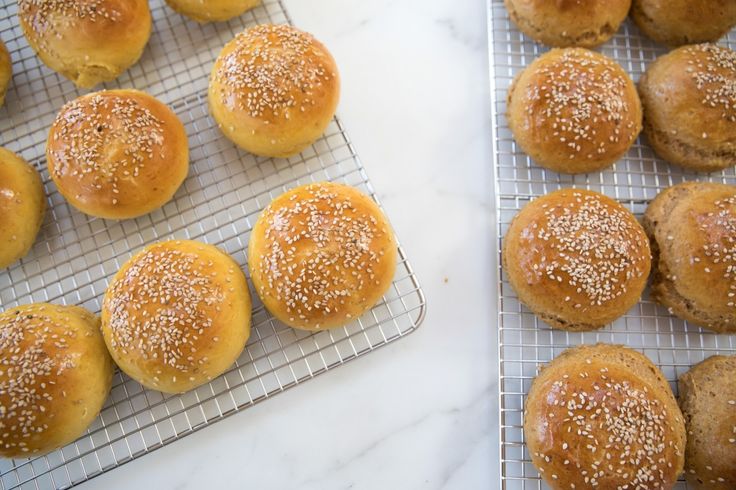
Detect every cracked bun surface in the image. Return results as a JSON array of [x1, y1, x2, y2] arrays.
[[18, 0, 151, 88], [503, 189, 651, 331], [504, 0, 631, 48], [507, 48, 641, 174], [639, 44, 736, 173], [525, 344, 686, 490], [643, 182, 736, 333], [0, 303, 113, 458]]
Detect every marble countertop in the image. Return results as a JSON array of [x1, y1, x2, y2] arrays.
[[83, 0, 497, 487]]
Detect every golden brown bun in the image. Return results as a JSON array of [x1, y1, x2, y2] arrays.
[[504, 0, 631, 48], [503, 189, 650, 330], [507, 48, 641, 174], [248, 182, 397, 331], [165, 0, 260, 22], [679, 355, 736, 489], [208, 24, 340, 158], [0, 303, 113, 458], [643, 182, 736, 333], [525, 344, 686, 490], [632, 0, 736, 47], [102, 240, 251, 394], [18, 0, 151, 89], [0, 147, 46, 269], [47, 89, 189, 220], [639, 44, 736, 173], [0, 39, 11, 107]]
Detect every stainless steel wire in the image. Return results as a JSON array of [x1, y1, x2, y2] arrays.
[[0, 1, 426, 488], [488, 1, 736, 488]]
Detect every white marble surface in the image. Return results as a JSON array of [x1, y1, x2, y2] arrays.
[[82, 0, 497, 488]]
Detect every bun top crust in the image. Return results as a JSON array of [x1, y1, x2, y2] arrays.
[[47, 89, 189, 220], [640, 44, 736, 153], [18, 0, 151, 87], [525, 344, 686, 490], [507, 48, 642, 173], [102, 240, 251, 393], [248, 182, 397, 331], [504, 0, 631, 48], [648, 182, 736, 319], [0, 303, 112, 458], [503, 189, 651, 329], [210, 24, 339, 127]]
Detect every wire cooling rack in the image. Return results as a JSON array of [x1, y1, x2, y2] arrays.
[[0, 1, 426, 488], [488, 1, 736, 489]]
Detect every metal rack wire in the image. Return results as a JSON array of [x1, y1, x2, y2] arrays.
[[487, 1, 736, 488], [0, 1, 426, 488]]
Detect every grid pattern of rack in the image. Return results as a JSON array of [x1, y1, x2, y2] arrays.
[[0, 1, 426, 488], [488, 1, 736, 489]]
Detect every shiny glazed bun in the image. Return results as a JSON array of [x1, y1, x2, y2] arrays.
[[507, 48, 641, 174], [503, 189, 651, 330], [504, 0, 631, 48], [525, 344, 686, 490], [639, 44, 736, 172], [47, 89, 189, 220], [0, 303, 113, 458], [643, 182, 736, 333], [18, 0, 151, 88], [248, 182, 397, 331], [0, 147, 46, 269], [632, 0, 736, 47], [102, 240, 251, 394], [165, 0, 260, 22], [0, 39, 11, 107], [209, 24, 340, 158]]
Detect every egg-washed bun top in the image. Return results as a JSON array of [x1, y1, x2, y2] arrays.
[[248, 182, 397, 331], [17, 0, 151, 88], [0, 40, 11, 106], [102, 240, 251, 393], [507, 48, 641, 174], [211, 24, 338, 123], [525, 344, 686, 490], [503, 189, 651, 330], [47, 89, 189, 220], [0, 303, 113, 458]]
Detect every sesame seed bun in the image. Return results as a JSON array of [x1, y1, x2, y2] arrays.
[[0, 147, 46, 270], [46, 89, 189, 220], [507, 48, 642, 174], [0, 40, 11, 107], [643, 182, 736, 333], [639, 44, 736, 173], [248, 182, 397, 331], [503, 189, 651, 331], [631, 0, 736, 47], [524, 344, 686, 490], [679, 355, 736, 489], [208, 24, 340, 158], [504, 0, 631, 48], [165, 0, 260, 22], [18, 0, 151, 88], [101, 240, 251, 394], [0, 303, 113, 458]]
